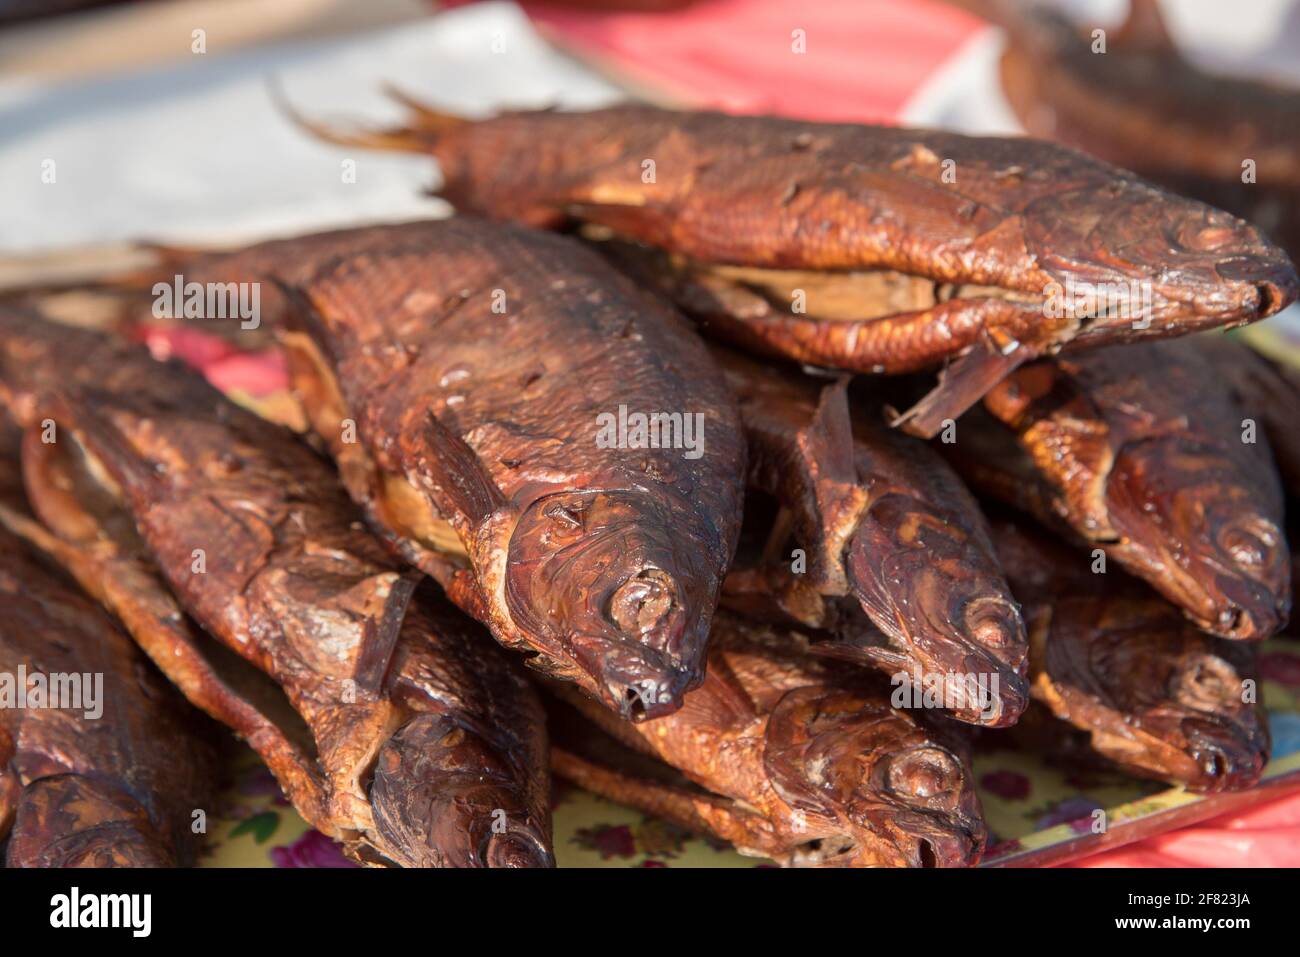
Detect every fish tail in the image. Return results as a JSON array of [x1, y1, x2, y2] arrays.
[[267, 78, 443, 155], [379, 82, 473, 133]]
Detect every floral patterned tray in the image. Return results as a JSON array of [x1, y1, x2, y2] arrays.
[[199, 637, 1300, 868]]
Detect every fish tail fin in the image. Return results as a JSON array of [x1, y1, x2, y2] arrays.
[[267, 78, 438, 155], [379, 82, 473, 133]]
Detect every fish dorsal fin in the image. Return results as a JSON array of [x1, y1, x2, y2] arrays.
[[799, 375, 860, 505], [793, 375, 872, 588], [1114, 0, 1180, 56]]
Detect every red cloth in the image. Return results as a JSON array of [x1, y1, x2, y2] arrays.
[[1067, 792, 1300, 868], [517, 0, 983, 122]]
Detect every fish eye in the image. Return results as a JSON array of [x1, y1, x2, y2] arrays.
[[1172, 656, 1238, 709], [1217, 516, 1278, 569], [885, 747, 961, 805], [543, 500, 587, 529]]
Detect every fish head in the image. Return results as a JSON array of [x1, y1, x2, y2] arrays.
[[845, 493, 1029, 726], [4, 775, 176, 867], [764, 687, 986, 867], [1048, 599, 1269, 791], [1028, 182, 1298, 342], [370, 713, 554, 868], [1106, 435, 1291, 639], [506, 487, 721, 719]]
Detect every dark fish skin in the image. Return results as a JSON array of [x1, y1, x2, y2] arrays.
[[713, 347, 1028, 726], [1186, 335, 1300, 496], [0, 518, 216, 867], [549, 609, 987, 867], [292, 96, 1298, 435], [0, 312, 553, 868], [271, 219, 746, 720], [944, 338, 1292, 641], [988, 513, 1270, 793], [1187, 337, 1300, 617], [974, 0, 1300, 264]]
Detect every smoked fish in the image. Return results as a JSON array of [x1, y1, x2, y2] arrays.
[[804, 510, 1270, 792], [944, 338, 1291, 640], [549, 609, 988, 867], [0, 312, 554, 867], [714, 347, 1028, 726], [1, 498, 215, 866], [272, 219, 746, 719], [992, 513, 1269, 792], [972, 0, 1300, 264], [290, 95, 1299, 435], [3, 219, 750, 720], [1187, 335, 1300, 496]]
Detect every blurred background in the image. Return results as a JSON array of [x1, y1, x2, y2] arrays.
[[3, 0, 1300, 868]]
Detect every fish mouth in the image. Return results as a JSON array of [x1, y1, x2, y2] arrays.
[[790, 823, 983, 868], [478, 826, 555, 869], [370, 714, 553, 868], [1106, 438, 1291, 640], [1030, 186, 1299, 336], [566, 632, 699, 720], [1178, 716, 1270, 793], [1214, 255, 1300, 320], [880, 817, 986, 868], [506, 488, 719, 716]]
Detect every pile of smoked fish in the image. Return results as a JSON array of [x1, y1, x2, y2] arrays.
[[4, 52, 1300, 867]]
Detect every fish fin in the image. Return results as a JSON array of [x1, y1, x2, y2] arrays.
[[351, 571, 419, 700], [29, 393, 162, 505], [800, 376, 858, 491], [1114, 0, 1180, 56], [892, 342, 1031, 438], [267, 79, 434, 155], [379, 83, 472, 133], [82, 241, 214, 298], [808, 639, 911, 671], [0, 501, 332, 831], [796, 376, 870, 567], [407, 412, 507, 531]]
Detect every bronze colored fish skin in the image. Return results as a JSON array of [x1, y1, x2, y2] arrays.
[[975, 0, 1300, 264], [0, 312, 553, 868], [550, 610, 987, 867], [945, 338, 1291, 640], [293, 96, 1298, 434], [273, 219, 746, 720], [0, 517, 215, 867], [989, 513, 1269, 793], [713, 347, 1027, 726], [1186, 335, 1300, 497]]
